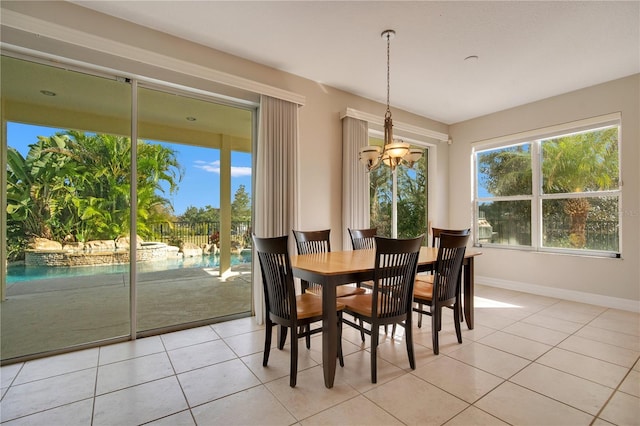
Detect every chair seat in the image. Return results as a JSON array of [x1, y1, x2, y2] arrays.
[[339, 293, 380, 317], [358, 280, 374, 290], [297, 293, 345, 319], [414, 277, 434, 301], [306, 285, 366, 298]]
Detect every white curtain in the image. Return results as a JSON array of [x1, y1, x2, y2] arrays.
[[253, 95, 299, 324], [342, 116, 370, 249]]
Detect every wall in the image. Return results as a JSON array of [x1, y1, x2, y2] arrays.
[[450, 75, 640, 310], [0, 1, 450, 252]]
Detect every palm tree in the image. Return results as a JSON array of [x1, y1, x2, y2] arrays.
[[542, 127, 618, 247]]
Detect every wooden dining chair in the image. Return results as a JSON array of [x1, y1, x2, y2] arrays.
[[431, 227, 470, 248], [348, 227, 377, 291], [348, 227, 377, 250], [293, 229, 366, 298], [253, 234, 344, 387], [417, 227, 471, 328], [413, 232, 469, 354], [340, 235, 423, 383]]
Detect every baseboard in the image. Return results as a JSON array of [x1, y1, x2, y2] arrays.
[[477, 276, 640, 313]]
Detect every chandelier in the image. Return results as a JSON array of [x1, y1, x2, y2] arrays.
[[359, 30, 423, 172]]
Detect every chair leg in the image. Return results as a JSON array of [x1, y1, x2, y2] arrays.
[[405, 318, 415, 370], [371, 326, 379, 384], [338, 312, 344, 367], [290, 326, 298, 388], [391, 323, 397, 338], [359, 319, 365, 342], [263, 320, 273, 366], [305, 324, 311, 349], [417, 303, 424, 328], [453, 303, 462, 344], [432, 307, 440, 355], [278, 325, 287, 349]]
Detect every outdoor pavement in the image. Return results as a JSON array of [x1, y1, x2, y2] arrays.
[[1, 264, 252, 361]]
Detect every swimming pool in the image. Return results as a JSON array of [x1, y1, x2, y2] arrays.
[[7, 251, 251, 284]]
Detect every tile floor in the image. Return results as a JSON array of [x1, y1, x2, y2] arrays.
[[1, 284, 639, 425]]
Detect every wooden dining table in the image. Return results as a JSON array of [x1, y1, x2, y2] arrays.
[[290, 246, 481, 388]]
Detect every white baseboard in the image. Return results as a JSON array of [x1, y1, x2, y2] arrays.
[[477, 276, 640, 313]]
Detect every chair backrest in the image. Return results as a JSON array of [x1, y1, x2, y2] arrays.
[[431, 227, 470, 247], [253, 235, 296, 323], [292, 229, 331, 255], [348, 228, 377, 250], [372, 235, 424, 319], [433, 233, 470, 304]]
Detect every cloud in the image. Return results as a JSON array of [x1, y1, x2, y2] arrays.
[[194, 160, 251, 177], [194, 160, 220, 173], [231, 166, 252, 177]]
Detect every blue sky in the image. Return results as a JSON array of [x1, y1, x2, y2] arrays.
[[7, 122, 252, 215]]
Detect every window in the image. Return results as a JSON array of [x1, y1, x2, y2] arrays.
[[368, 136, 428, 240], [474, 116, 621, 257]]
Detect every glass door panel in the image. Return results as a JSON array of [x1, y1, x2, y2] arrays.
[[2, 56, 132, 360], [135, 86, 253, 332]]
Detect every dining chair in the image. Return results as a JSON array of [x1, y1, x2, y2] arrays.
[[431, 227, 470, 247], [340, 235, 423, 383], [348, 227, 377, 291], [348, 227, 377, 250], [413, 232, 469, 354], [417, 227, 471, 328], [253, 234, 344, 387], [293, 229, 366, 298]]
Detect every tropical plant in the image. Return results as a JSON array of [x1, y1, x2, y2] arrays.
[[6, 130, 183, 260]]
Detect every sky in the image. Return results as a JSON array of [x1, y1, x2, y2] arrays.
[[7, 122, 252, 215]]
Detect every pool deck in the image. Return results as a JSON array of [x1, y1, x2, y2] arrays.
[[1, 264, 252, 361]]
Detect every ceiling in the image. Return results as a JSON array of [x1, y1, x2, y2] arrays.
[[68, 1, 639, 124]]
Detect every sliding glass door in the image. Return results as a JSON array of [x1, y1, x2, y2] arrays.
[[2, 56, 132, 360], [1, 55, 254, 362]]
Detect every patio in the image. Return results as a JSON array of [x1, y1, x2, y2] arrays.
[[1, 264, 252, 361]]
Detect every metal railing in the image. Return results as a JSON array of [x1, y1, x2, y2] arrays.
[[149, 221, 252, 247]]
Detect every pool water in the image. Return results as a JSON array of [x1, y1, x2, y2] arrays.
[[7, 252, 251, 284]]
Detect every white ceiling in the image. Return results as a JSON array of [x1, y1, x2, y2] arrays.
[[72, 1, 639, 124]]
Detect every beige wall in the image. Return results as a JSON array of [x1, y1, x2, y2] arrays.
[[450, 75, 640, 309], [0, 1, 449, 252]]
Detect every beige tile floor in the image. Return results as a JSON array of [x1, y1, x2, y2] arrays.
[[1, 284, 639, 426]]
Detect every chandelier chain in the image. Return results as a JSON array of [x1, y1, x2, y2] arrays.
[[358, 29, 421, 173], [386, 31, 391, 117]]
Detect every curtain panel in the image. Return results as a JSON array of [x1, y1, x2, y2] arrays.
[[342, 116, 370, 249], [253, 95, 299, 323]]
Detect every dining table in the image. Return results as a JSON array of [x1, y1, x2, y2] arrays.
[[290, 246, 481, 388]]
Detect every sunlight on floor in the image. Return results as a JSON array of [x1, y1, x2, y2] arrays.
[[474, 296, 521, 309]]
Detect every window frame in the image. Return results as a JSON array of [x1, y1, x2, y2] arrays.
[[472, 113, 622, 258]]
